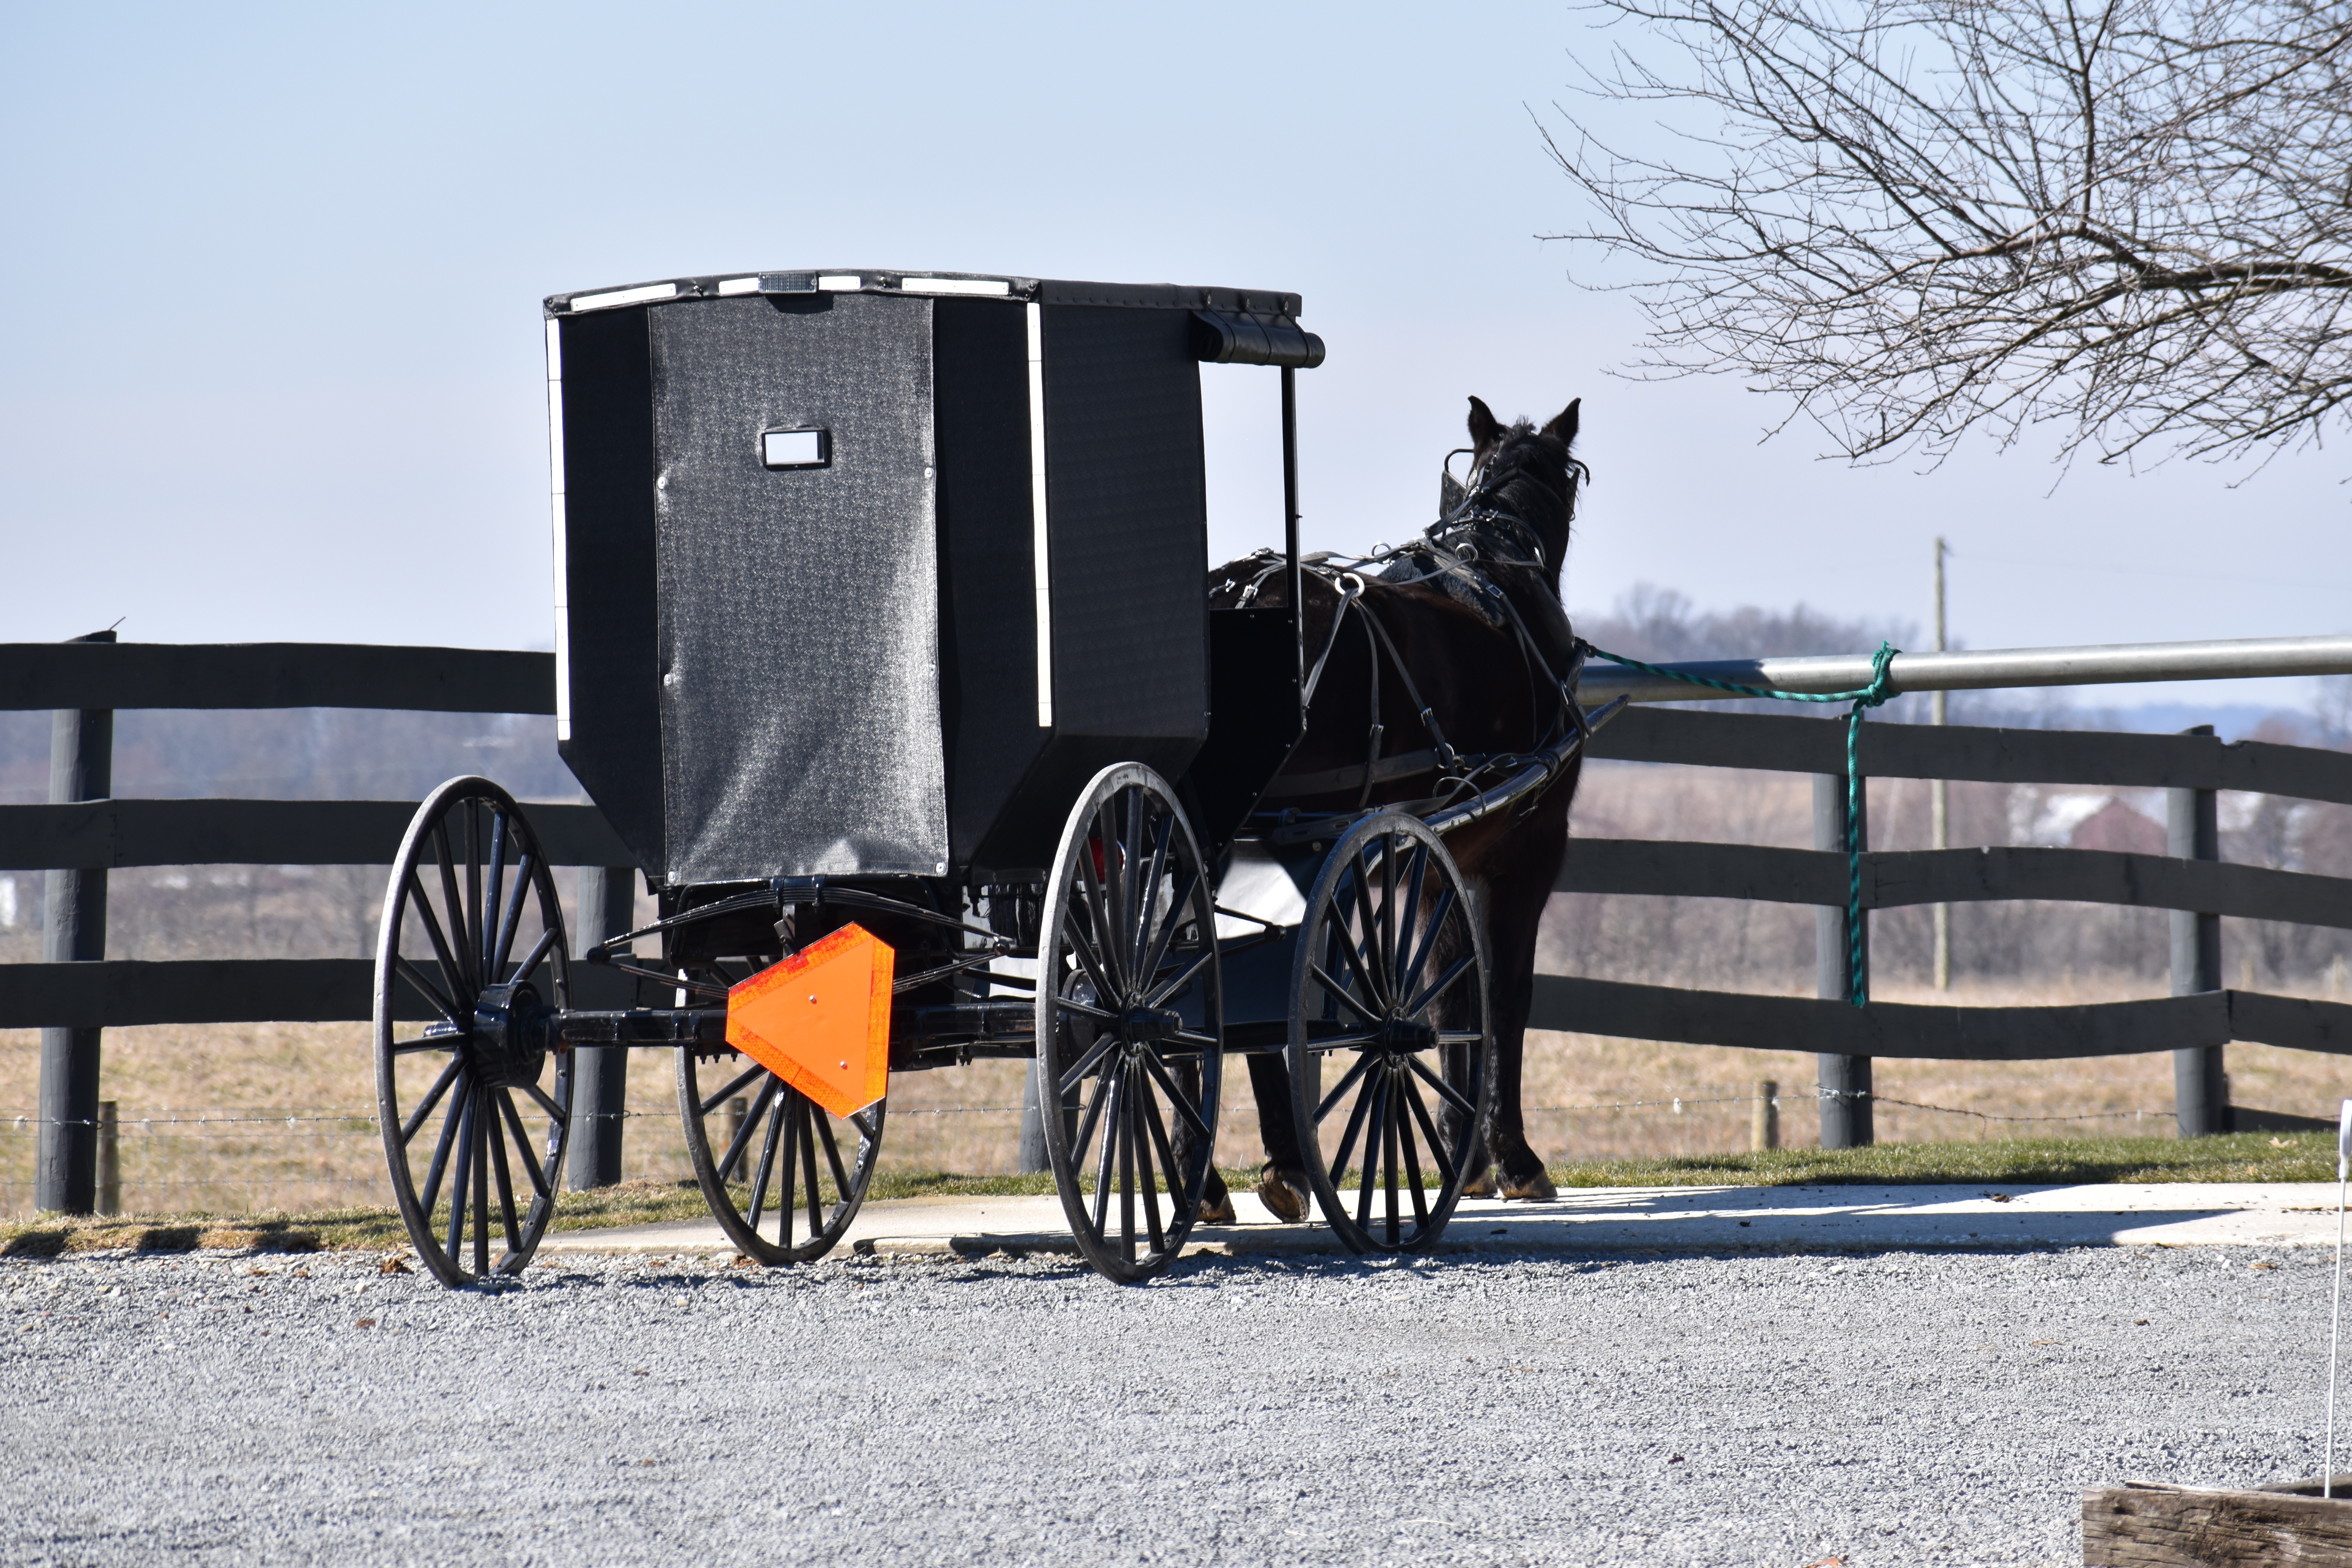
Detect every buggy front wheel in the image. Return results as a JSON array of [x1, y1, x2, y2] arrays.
[[1035, 763, 1224, 1283]]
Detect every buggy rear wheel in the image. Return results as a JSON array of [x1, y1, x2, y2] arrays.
[[1035, 764, 1223, 1283], [373, 777, 572, 1288], [1288, 810, 1494, 1254], [678, 1042, 885, 1265]]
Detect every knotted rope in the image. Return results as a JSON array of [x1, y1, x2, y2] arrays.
[[1573, 641, 1902, 1007]]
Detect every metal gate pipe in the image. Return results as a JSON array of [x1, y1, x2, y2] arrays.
[[1577, 634, 2352, 706]]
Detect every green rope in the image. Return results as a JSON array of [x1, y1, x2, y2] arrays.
[[1579, 640, 1902, 1007]]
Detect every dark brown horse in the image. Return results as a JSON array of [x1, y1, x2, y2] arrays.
[[1205, 396, 1589, 1216]]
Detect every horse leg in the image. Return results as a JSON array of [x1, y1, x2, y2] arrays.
[[1474, 832, 1564, 1201], [1240, 1051, 1312, 1221]]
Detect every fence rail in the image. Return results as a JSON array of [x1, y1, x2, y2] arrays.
[[7, 635, 2352, 1212]]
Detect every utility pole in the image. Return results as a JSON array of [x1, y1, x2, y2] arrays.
[[1931, 537, 1951, 993]]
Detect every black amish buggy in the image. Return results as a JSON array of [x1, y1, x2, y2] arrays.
[[372, 269, 1606, 1286]]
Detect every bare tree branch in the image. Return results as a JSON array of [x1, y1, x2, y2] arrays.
[[1542, 0, 2352, 474]]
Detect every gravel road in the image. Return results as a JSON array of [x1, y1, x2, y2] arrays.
[[1, 1243, 2329, 1566]]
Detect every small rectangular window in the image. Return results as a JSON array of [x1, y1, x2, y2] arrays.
[[760, 428, 829, 468]]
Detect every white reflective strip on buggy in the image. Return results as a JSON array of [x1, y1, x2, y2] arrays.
[[546, 318, 571, 740], [1027, 301, 1052, 729], [899, 275, 1011, 296], [715, 276, 760, 296], [567, 281, 678, 312]]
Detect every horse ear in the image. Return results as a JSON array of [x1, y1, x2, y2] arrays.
[[1467, 396, 1503, 452], [1541, 397, 1581, 446]]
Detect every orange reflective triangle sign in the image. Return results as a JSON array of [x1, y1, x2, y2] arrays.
[[724, 924, 893, 1118]]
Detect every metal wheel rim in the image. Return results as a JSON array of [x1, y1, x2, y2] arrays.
[[373, 776, 572, 1288], [677, 1030, 886, 1265], [1035, 764, 1224, 1283], [1288, 811, 1492, 1254]]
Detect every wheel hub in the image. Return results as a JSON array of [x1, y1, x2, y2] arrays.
[[1376, 1016, 1437, 1054], [1120, 1005, 1185, 1044], [466, 980, 551, 1089]]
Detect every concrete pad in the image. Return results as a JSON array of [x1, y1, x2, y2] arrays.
[[537, 1181, 2352, 1260]]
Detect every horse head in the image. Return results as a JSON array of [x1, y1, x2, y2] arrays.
[[1463, 395, 1584, 598]]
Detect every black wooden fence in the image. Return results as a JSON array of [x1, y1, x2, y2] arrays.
[[1534, 704, 2352, 1141], [7, 642, 2352, 1210]]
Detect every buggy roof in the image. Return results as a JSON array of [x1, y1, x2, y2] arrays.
[[546, 270, 1304, 319]]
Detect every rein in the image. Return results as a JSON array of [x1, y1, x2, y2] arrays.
[[1234, 437, 1589, 818]]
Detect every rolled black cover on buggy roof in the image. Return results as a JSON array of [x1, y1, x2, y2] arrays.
[[544, 269, 1321, 887]]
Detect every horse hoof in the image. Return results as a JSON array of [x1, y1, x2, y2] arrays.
[[1499, 1169, 1557, 1202], [1197, 1188, 1238, 1225], [1460, 1167, 1498, 1199], [1257, 1166, 1312, 1223]]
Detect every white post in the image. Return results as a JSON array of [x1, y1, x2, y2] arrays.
[[1931, 537, 1951, 993], [2330, 1098, 2350, 1495]]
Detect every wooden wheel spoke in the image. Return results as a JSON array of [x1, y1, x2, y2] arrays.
[[1136, 1047, 1212, 1143], [1137, 865, 1198, 993], [495, 1089, 551, 1200], [1406, 1053, 1479, 1120], [698, 1062, 768, 1118], [488, 1102, 523, 1257], [431, 820, 476, 995], [1312, 1050, 1377, 1124], [1056, 1029, 1121, 1099], [471, 1081, 493, 1277], [1116, 791, 1149, 980], [1393, 845, 1428, 997], [400, 875, 472, 1015], [1130, 809, 1173, 980], [1375, 838, 1399, 996], [1116, 1063, 1139, 1262], [1078, 809, 1124, 993], [445, 1087, 477, 1266], [392, 958, 466, 1029], [1053, 994, 1118, 1024], [774, 1091, 801, 1249], [1069, 1063, 1115, 1174], [1143, 944, 1214, 1009], [811, 1105, 852, 1199], [517, 1078, 566, 1125], [1399, 886, 1455, 999], [1395, 1087, 1431, 1230], [417, 1067, 470, 1212], [1325, 1064, 1379, 1189], [1307, 963, 1383, 1026], [400, 1058, 465, 1146], [1406, 952, 1478, 1020], [481, 813, 509, 978], [745, 1088, 785, 1234], [1354, 1072, 1390, 1231], [462, 802, 484, 999], [1132, 1072, 1166, 1255], [1399, 1072, 1457, 1190], [390, 1038, 453, 1057], [1382, 1073, 1404, 1244], [1089, 1067, 1124, 1239], [496, 912, 550, 987], [800, 1099, 826, 1240], [1060, 911, 1121, 1014], [717, 1077, 780, 1183], [1325, 883, 1388, 1012]]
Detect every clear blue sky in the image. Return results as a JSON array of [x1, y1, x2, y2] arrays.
[[4, 1, 2342, 711]]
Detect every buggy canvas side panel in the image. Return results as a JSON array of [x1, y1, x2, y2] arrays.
[[551, 307, 666, 877], [649, 294, 949, 881]]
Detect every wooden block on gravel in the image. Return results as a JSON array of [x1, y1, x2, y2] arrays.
[[2084, 1480, 2352, 1565]]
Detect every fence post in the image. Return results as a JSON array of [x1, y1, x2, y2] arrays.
[[36, 630, 116, 1214], [2170, 727, 2229, 1138], [1752, 1079, 1780, 1152], [96, 1101, 120, 1215], [567, 866, 637, 1190], [1018, 1055, 1050, 1174], [1815, 771, 1873, 1148]]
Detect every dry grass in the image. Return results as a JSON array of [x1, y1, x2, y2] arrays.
[[9, 969, 2348, 1220]]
